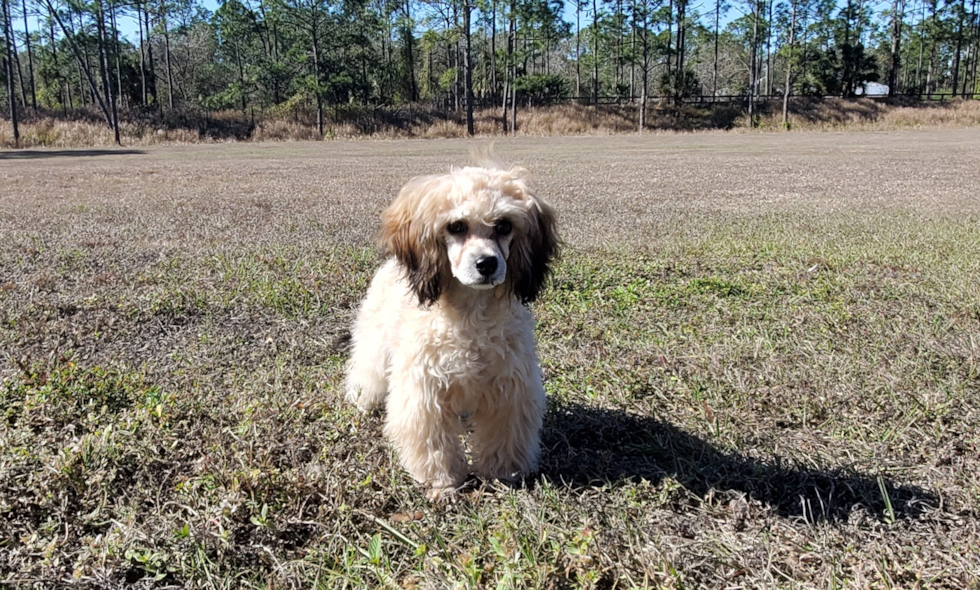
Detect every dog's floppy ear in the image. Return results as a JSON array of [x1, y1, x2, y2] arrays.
[[510, 189, 560, 304], [380, 175, 450, 306]]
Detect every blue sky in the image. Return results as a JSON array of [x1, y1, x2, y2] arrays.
[[30, 0, 880, 51], [104, 0, 746, 45]]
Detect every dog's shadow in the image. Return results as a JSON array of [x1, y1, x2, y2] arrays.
[[538, 401, 936, 523]]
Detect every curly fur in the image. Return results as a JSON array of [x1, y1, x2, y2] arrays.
[[344, 163, 559, 498]]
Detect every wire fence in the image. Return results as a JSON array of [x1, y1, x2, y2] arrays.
[[472, 92, 979, 108]]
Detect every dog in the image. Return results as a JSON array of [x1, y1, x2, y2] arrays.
[[344, 162, 559, 499]]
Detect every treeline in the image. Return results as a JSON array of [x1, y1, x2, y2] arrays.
[[1, 0, 979, 144]]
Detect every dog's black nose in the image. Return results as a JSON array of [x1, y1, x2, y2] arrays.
[[475, 256, 498, 277]]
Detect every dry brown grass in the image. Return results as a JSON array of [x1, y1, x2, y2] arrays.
[[1, 130, 980, 588], [3, 98, 979, 148], [756, 96, 980, 130]]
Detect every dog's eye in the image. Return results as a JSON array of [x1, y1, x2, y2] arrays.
[[495, 220, 513, 237], [446, 221, 467, 235]]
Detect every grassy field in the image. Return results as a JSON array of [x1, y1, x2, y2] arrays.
[[1, 131, 979, 588]]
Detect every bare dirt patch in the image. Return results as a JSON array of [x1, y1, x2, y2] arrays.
[[2, 130, 979, 587]]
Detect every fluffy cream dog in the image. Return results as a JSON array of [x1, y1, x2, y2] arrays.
[[344, 163, 558, 498]]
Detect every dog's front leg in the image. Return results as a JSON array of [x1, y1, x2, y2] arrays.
[[344, 338, 389, 413], [470, 377, 546, 483], [383, 366, 468, 498]]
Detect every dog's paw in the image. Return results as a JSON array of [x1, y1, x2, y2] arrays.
[[349, 397, 377, 413], [345, 384, 386, 413], [345, 392, 372, 413], [423, 475, 468, 502], [424, 485, 459, 502]]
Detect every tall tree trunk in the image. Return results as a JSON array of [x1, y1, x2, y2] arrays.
[[546, 23, 552, 75], [491, 0, 497, 99], [575, 0, 580, 97], [665, 0, 672, 87], [75, 10, 86, 106], [916, 1, 925, 91], [615, 0, 622, 91], [902, 2, 912, 91], [2, 0, 19, 147], [454, 16, 460, 109], [143, 1, 157, 106], [110, 0, 122, 109], [630, 0, 636, 104], [452, 8, 460, 111], [766, 0, 773, 95], [463, 0, 473, 135], [926, 43, 935, 93], [675, 0, 685, 103], [137, 0, 147, 105], [952, 0, 967, 95], [748, 0, 759, 124], [12, 16, 26, 109], [403, 0, 418, 102], [310, 6, 323, 136], [639, 2, 648, 130], [425, 44, 432, 101], [509, 3, 516, 131], [161, 1, 174, 110], [21, 0, 36, 111], [888, 0, 904, 95], [591, 0, 599, 104], [235, 42, 247, 116], [501, 48, 509, 130], [782, 0, 796, 126], [925, 0, 937, 93], [842, 0, 852, 96], [361, 46, 369, 104], [967, 0, 980, 98], [381, 5, 391, 102], [713, 0, 719, 95], [95, 0, 120, 144]]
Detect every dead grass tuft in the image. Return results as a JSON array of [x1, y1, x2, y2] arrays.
[[251, 119, 323, 142], [756, 96, 980, 130]]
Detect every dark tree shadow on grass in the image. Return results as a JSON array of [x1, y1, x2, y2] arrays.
[[539, 400, 937, 523], [0, 149, 145, 160]]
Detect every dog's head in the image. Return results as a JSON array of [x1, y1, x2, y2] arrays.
[[380, 164, 558, 306]]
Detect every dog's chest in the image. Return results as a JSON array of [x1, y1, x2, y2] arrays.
[[437, 325, 516, 415], [439, 323, 510, 378]]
